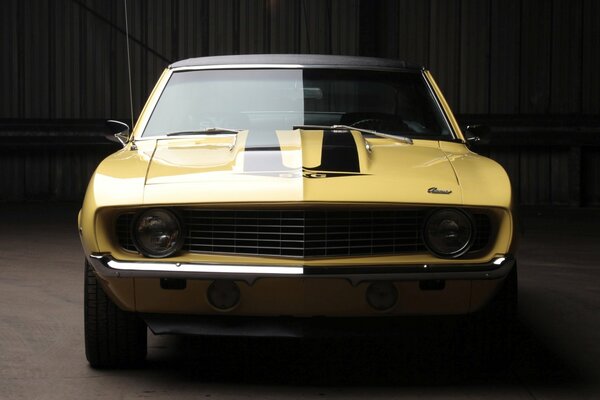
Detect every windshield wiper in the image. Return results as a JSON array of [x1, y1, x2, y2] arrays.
[[166, 127, 242, 136], [293, 124, 413, 145]]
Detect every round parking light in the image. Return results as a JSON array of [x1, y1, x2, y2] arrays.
[[207, 280, 241, 311], [366, 281, 398, 311]]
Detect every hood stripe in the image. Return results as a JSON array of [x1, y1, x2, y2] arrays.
[[309, 130, 361, 173], [241, 129, 362, 176]]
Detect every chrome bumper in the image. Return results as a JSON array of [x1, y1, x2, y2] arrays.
[[87, 253, 515, 286]]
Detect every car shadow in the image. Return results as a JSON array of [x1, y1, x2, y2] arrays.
[[141, 317, 584, 388]]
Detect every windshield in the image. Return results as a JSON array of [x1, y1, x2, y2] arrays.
[[142, 68, 453, 144]]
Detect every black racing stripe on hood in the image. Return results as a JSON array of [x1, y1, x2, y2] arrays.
[[312, 130, 360, 173]]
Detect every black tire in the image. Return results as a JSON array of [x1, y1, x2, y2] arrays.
[[462, 263, 518, 369], [84, 261, 147, 368]]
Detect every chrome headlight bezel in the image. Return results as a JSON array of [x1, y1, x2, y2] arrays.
[[423, 208, 475, 258], [131, 208, 184, 258]]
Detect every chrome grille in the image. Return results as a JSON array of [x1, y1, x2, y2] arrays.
[[183, 208, 426, 257], [116, 208, 492, 258]]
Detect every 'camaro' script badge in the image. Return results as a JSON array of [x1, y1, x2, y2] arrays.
[[427, 187, 452, 195]]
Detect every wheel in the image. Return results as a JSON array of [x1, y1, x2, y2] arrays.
[[462, 263, 518, 369], [84, 260, 147, 368]]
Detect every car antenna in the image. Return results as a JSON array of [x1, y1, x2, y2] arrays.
[[124, 0, 134, 131]]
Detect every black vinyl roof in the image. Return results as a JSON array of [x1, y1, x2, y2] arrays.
[[169, 54, 423, 71]]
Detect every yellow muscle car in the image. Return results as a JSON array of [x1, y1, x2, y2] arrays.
[[79, 55, 517, 368]]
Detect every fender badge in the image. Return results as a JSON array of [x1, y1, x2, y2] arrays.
[[428, 187, 452, 195]]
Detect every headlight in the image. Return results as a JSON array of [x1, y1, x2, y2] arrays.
[[423, 208, 474, 258], [132, 208, 184, 258]]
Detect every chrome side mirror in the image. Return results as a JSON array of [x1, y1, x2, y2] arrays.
[[106, 120, 130, 147], [464, 125, 490, 146]]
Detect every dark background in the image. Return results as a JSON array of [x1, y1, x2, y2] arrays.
[[1, 0, 599, 205]]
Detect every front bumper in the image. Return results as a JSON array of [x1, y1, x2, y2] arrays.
[[87, 254, 515, 318], [88, 253, 515, 286]]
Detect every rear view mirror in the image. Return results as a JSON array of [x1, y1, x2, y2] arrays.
[[303, 87, 323, 99], [464, 125, 491, 146], [105, 120, 130, 147]]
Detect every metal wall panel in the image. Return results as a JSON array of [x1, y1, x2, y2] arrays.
[[487, 147, 520, 202], [519, 148, 552, 205], [0, 0, 19, 118], [397, 0, 430, 66], [550, 0, 582, 114], [582, 0, 600, 114], [459, 0, 490, 114], [489, 0, 520, 114], [176, 0, 207, 59], [2, 0, 599, 119], [0, 130, 120, 202], [0, 152, 25, 201], [429, 0, 461, 109], [209, 0, 239, 55], [582, 148, 600, 206], [519, 0, 552, 114], [53, 0, 83, 118], [21, 0, 51, 118], [269, 0, 301, 53], [331, 0, 359, 56], [300, 0, 330, 54], [82, 0, 112, 118], [483, 146, 572, 206], [374, 0, 398, 59], [240, 0, 270, 54]]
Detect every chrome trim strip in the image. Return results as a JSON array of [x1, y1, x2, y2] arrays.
[[421, 70, 458, 141], [88, 254, 515, 286], [172, 64, 304, 71], [99, 255, 303, 275], [170, 64, 421, 72], [493, 257, 506, 265]]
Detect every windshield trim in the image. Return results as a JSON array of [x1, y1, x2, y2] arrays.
[[421, 70, 460, 142], [171, 64, 424, 73]]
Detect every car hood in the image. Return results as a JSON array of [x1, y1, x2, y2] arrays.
[[141, 130, 466, 205]]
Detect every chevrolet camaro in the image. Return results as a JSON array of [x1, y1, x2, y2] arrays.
[[79, 54, 517, 368]]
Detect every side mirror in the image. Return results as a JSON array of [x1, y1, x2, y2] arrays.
[[106, 120, 130, 147], [464, 125, 491, 146]]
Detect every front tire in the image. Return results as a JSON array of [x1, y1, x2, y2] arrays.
[[84, 261, 147, 368]]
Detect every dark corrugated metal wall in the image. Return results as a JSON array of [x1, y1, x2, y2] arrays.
[[2, 0, 599, 119], [1, 0, 599, 205], [0, 0, 361, 120]]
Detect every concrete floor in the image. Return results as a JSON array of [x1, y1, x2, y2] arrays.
[[1, 203, 599, 399]]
